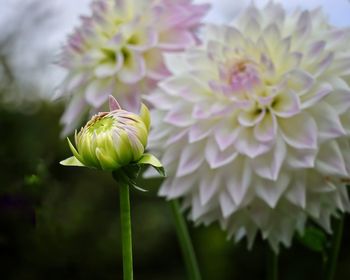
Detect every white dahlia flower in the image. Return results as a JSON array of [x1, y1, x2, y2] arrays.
[[147, 3, 350, 252], [58, 0, 209, 135]]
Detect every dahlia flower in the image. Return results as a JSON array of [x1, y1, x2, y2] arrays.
[[61, 96, 163, 179], [147, 3, 350, 252], [58, 0, 209, 135]]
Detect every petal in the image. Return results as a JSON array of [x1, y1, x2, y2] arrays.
[[205, 138, 238, 169], [238, 108, 266, 127], [60, 156, 84, 167], [188, 121, 215, 143], [324, 89, 350, 114], [286, 176, 306, 208], [109, 95, 121, 111], [279, 112, 317, 149], [309, 101, 346, 141], [176, 143, 205, 177], [300, 83, 333, 109], [165, 103, 194, 127], [270, 90, 301, 118], [254, 112, 277, 143], [284, 69, 314, 95], [214, 120, 240, 150], [144, 48, 171, 80], [286, 147, 316, 168], [85, 79, 113, 107], [158, 30, 195, 50], [316, 141, 348, 177], [127, 27, 158, 51], [252, 138, 286, 181], [118, 49, 146, 83], [234, 128, 273, 158], [219, 191, 237, 218], [225, 158, 252, 206], [256, 174, 290, 208], [199, 171, 221, 206]]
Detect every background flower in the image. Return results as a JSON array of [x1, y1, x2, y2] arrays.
[[147, 2, 350, 252], [58, 0, 209, 135]]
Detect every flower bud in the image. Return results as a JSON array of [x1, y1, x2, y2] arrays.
[[61, 96, 153, 171]]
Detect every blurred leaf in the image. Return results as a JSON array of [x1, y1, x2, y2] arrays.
[[297, 227, 327, 253]]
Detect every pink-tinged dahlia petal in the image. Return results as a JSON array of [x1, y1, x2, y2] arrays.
[[205, 138, 238, 169], [316, 141, 348, 177], [176, 143, 205, 177], [309, 101, 346, 141], [252, 139, 286, 181], [85, 79, 113, 107], [270, 90, 301, 118], [58, 0, 208, 135], [149, 3, 350, 252], [279, 113, 317, 149]]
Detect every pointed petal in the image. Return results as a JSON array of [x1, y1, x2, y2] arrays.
[[205, 138, 238, 169], [271, 90, 301, 118], [176, 143, 205, 177], [252, 138, 286, 181], [279, 112, 317, 149], [109, 95, 121, 111], [316, 141, 348, 176], [60, 156, 84, 167]]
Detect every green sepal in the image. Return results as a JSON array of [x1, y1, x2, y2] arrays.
[[139, 103, 151, 132], [60, 156, 85, 167], [137, 153, 165, 177]]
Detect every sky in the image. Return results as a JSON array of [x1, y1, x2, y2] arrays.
[[0, 0, 349, 104]]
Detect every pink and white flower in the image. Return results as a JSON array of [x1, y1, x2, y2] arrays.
[[147, 3, 350, 252], [59, 0, 209, 135]]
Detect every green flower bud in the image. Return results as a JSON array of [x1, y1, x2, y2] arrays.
[[60, 96, 157, 172]]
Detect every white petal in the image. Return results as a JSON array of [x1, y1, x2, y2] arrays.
[[167, 175, 197, 199], [214, 120, 240, 150], [188, 121, 215, 143], [165, 103, 194, 127], [300, 83, 333, 109], [324, 89, 350, 114], [254, 112, 277, 143], [85, 79, 113, 107], [199, 171, 221, 206], [238, 109, 266, 127], [309, 101, 345, 141], [279, 112, 317, 149], [284, 69, 314, 95], [270, 90, 300, 118], [252, 138, 286, 181], [256, 174, 290, 208], [286, 176, 306, 208], [205, 138, 238, 169], [118, 50, 146, 83], [316, 141, 348, 177], [225, 158, 252, 206], [235, 128, 273, 158], [219, 192, 237, 218], [286, 147, 316, 168], [176, 143, 205, 177]]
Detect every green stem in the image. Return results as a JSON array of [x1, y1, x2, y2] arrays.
[[119, 182, 133, 280], [267, 245, 278, 280], [170, 200, 201, 280], [325, 215, 345, 280]]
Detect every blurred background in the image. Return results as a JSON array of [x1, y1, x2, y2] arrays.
[[1, 0, 350, 279]]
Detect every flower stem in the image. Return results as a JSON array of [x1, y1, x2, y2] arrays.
[[170, 200, 201, 280], [325, 215, 345, 280], [119, 182, 133, 280], [267, 245, 278, 280]]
